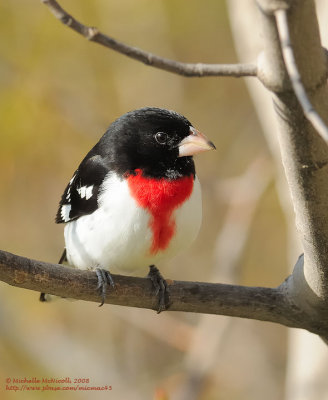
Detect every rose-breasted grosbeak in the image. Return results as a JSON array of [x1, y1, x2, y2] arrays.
[[40, 107, 215, 311]]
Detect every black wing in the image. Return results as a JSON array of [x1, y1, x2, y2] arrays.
[[56, 154, 110, 223]]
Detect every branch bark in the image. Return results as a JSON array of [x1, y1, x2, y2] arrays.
[[0, 249, 327, 336], [41, 0, 257, 78], [255, 0, 328, 323], [275, 8, 328, 143]]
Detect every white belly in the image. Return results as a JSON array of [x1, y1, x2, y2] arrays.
[[64, 173, 202, 275]]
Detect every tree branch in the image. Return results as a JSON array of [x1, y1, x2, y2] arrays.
[[0, 249, 327, 336], [275, 8, 328, 143], [41, 0, 257, 78], [256, 0, 328, 330]]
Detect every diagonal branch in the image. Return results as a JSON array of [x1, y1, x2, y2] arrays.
[[0, 248, 325, 336], [41, 0, 257, 78], [275, 8, 328, 143]]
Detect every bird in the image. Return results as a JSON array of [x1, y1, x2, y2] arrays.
[[40, 107, 215, 311]]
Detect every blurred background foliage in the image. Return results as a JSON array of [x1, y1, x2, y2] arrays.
[[0, 1, 288, 399]]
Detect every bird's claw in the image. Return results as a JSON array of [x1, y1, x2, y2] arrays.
[[95, 268, 115, 307], [147, 265, 170, 313]]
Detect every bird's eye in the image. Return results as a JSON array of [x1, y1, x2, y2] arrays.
[[155, 132, 168, 145]]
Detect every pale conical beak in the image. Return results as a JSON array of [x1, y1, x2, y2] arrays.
[[178, 126, 216, 157]]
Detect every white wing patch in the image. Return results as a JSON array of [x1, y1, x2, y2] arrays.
[[66, 187, 71, 201], [77, 185, 94, 200], [61, 204, 72, 222], [69, 174, 76, 184]]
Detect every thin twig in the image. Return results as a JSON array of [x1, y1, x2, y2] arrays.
[[275, 8, 328, 143], [41, 0, 257, 78]]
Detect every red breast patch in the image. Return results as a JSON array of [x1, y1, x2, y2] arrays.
[[127, 169, 194, 254]]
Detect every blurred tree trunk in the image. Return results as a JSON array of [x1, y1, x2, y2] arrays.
[[228, 0, 328, 399]]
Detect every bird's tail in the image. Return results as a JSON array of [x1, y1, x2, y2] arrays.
[[39, 249, 67, 302]]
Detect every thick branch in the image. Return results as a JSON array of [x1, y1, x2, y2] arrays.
[[0, 249, 326, 336], [41, 0, 257, 78], [256, 0, 328, 314]]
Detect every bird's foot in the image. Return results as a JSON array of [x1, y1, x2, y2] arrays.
[[147, 265, 170, 313], [95, 268, 115, 307]]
